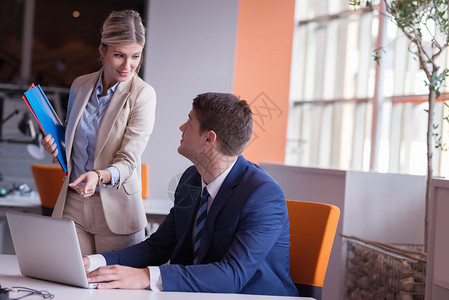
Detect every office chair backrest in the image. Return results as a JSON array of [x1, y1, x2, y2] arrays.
[[32, 163, 149, 215], [141, 163, 149, 199], [31, 164, 65, 216], [286, 200, 340, 300]]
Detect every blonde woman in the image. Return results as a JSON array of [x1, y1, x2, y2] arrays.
[[42, 10, 156, 255]]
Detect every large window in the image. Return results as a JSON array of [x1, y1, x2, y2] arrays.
[[286, 0, 449, 177]]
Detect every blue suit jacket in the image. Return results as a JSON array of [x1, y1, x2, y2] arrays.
[[102, 156, 298, 296]]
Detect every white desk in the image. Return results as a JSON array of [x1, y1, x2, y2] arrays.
[[0, 190, 41, 208], [0, 254, 312, 300], [143, 198, 173, 216], [0, 192, 173, 214], [143, 198, 173, 235], [0, 194, 173, 252]]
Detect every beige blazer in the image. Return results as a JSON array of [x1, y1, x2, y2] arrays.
[[52, 70, 156, 234]]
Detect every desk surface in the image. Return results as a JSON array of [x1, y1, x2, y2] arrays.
[[0, 191, 40, 207], [0, 191, 173, 216], [0, 255, 312, 300], [143, 198, 173, 216]]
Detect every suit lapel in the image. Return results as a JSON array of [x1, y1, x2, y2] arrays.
[[94, 75, 133, 161], [65, 73, 99, 171], [171, 183, 202, 263], [189, 185, 202, 205], [196, 156, 247, 263]]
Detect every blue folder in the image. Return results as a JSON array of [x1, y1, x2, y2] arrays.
[[23, 84, 67, 174]]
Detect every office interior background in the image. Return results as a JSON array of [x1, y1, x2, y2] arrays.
[[1, 0, 448, 197], [1, 1, 449, 299]]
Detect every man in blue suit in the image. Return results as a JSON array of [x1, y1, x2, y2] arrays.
[[84, 92, 298, 296]]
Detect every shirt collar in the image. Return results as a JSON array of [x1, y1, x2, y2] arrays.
[[95, 71, 119, 96], [201, 159, 237, 200]]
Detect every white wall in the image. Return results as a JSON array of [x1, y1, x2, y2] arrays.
[[426, 178, 449, 300], [142, 0, 239, 200], [344, 170, 426, 244]]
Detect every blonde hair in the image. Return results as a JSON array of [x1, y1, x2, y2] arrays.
[[101, 10, 145, 47]]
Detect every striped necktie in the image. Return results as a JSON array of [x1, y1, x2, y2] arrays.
[[193, 187, 209, 265]]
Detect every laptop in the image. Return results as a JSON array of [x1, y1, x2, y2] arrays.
[[6, 211, 97, 288]]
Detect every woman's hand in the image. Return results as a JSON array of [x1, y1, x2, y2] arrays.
[[41, 134, 58, 157], [69, 171, 99, 198]]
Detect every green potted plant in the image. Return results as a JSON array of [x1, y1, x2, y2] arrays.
[[345, 1, 448, 299]]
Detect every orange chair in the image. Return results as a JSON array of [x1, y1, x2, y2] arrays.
[[286, 200, 340, 300], [141, 163, 149, 199], [31, 164, 65, 216], [32, 163, 149, 215]]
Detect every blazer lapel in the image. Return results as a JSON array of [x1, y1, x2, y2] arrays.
[[171, 184, 202, 263], [189, 185, 202, 206], [94, 75, 133, 161], [65, 74, 98, 171], [196, 156, 247, 263]]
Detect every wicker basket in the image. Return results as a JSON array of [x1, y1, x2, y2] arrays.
[[344, 237, 426, 300]]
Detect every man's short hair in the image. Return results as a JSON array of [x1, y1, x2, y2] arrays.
[[192, 92, 253, 156]]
